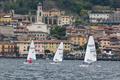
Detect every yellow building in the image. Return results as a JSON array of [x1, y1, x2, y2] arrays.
[[16, 40, 71, 55], [58, 16, 73, 26], [68, 35, 87, 46], [43, 9, 64, 17], [0, 15, 13, 23], [44, 40, 71, 53], [15, 41, 45, 56], [0, 42, 17, 56], [99, 38, 111, 49], [15, 41, 29, 55]]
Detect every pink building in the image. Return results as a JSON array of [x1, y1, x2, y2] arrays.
[[34, 41, 44, 54]]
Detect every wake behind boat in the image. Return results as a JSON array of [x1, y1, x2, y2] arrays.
[[23, 61, 39, 65], [50, 62, 61, 65]]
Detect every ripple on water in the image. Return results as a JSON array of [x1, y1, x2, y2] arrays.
[[0, 59, 120, 80]]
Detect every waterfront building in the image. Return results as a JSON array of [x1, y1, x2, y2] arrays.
[[44, 40, 71, 53], [0, 42, 17, 56], [16, 40, 71, 56], [15, 41, 29, 55], [15, 41, 45, 56]]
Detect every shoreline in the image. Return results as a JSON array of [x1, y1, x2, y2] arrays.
[[0, 56, 120, 61]]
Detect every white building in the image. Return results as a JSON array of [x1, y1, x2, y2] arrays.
[[27, 22, 48, 33], [89, 12, 110, 23], [26, 22, 49, 40]]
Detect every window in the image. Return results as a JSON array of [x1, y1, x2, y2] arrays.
[[39, 12, 41, 16], [65, 46, 67, 48]]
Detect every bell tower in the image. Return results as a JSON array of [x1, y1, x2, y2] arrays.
[[37, 2, 43, 22]]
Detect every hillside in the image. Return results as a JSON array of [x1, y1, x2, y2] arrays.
[[0, 0, 120, 15]]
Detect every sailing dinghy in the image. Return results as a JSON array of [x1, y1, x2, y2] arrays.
[[51, 42, 64, 64], [80, 36, 97, 67], [24, 40, 36, 64]]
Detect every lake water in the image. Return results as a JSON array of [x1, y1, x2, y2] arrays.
[[0, 58, 120, 80]]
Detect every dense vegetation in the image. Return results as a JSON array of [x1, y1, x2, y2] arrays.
[[0, 0, 120, 15], [50, 26, 66, 40], [0, 0, 42, 14]]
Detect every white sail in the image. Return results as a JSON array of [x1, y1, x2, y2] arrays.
[[53, 42, 64, 62], [84, 36, 97, 64], [27, 40, 36, 60]]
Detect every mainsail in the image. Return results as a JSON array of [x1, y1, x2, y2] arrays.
[[84, 36, 97, 64], [27, 40, 36, 61], [53, 42, 64, 62]]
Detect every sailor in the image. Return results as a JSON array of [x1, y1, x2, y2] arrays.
[[27, 58, 32, 63]]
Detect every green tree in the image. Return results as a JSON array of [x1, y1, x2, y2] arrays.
[[2, 0, 43, 14], [1, 0, 115, 15], [50, 26, 66, 40]]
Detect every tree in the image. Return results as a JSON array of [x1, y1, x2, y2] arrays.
[[2, 0, 43, 14], [50, 26, 66, 40], [74, 17, 88, 26]]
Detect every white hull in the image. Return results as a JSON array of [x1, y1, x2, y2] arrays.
[[23, 62, 39, 65]]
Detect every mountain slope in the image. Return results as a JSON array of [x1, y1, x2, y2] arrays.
[[0, 0, 119, 15]]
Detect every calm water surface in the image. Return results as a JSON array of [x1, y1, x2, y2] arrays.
[[0, 58, 120, 80]]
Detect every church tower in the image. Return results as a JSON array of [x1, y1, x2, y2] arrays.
[[37, 2, 43, 22]]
